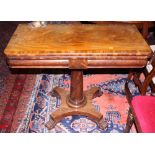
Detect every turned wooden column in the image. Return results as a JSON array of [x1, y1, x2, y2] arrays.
[[4, 24, 151, 131], [67, 70, 86, 108]]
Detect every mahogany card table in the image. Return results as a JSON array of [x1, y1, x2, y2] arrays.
[[4, 24, 151, 130]]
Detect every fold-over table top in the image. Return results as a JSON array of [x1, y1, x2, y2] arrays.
[[4, 24, 151, 69]]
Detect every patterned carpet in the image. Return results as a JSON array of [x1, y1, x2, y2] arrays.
[[0, 37, 138, 133], [13, 73, 138, 133], [1, 21, 150, 133], [0, 52, 37, 132]]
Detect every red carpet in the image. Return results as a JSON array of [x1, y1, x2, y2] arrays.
[[0, 53, 37, 132]]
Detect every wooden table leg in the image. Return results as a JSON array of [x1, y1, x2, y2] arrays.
[[46, 69, 108, 131], [67, 70, 86, 108]]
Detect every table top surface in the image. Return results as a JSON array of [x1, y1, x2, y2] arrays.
[[4, 24, 151, 57]]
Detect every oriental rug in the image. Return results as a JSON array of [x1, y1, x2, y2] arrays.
[[0, 52, 37, 132], [13, 73, 138, 133]]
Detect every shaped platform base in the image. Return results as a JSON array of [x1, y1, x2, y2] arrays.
[[45, 87, 108, 131]]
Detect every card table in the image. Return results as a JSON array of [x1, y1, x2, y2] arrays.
[[4, 24, 151, 130]]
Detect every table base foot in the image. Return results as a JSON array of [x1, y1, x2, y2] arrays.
[[45, 87, 108, 131]]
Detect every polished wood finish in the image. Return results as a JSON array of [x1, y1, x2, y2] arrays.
[[4, 24, 151, 131], [5, 24, 151, 69], [125, 53, 155, 132], [69, 70, 85, 107], [125, 52, 155, 105], [90, 21, 153, 39], [46, 87, 108, 130]]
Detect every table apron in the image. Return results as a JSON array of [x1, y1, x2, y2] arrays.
[[7, 59, 147, 69]]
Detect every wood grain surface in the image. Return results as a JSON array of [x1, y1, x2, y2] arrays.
[[4, 24, 151, 68]]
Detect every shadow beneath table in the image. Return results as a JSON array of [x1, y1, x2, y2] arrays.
[[10, 68, 142, 75]]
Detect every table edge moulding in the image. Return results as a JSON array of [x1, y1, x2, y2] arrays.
[[4, 23, 152, 131]]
